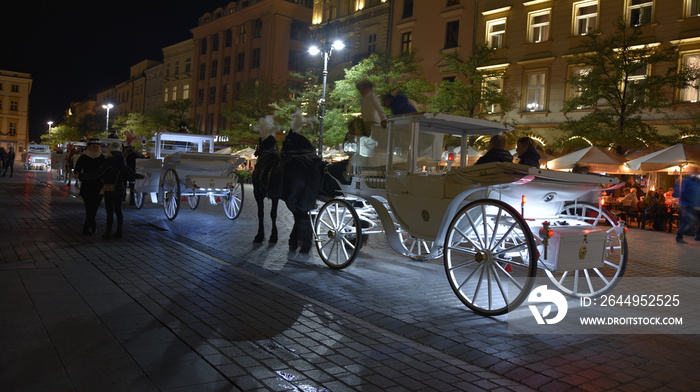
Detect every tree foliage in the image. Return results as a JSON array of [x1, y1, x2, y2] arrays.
[[429, 44, 515, 118], [222, 79, 290, 146], [561, 19, 694, 153]]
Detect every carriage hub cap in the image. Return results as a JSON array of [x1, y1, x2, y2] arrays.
[[327, 229, 337, 239], [474, 250, 492, 263]]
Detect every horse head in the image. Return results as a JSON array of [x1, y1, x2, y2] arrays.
[[254, 135, 278, 157]]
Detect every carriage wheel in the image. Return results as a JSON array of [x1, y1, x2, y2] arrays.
[[134, 192, 145, 210], [444, 200, 538, 316], [548, 203, 628, 297], [314, 199, 362, 269], [185, 195, 200, 210], [223, 172, 244, 220], [398, 229, 442, 260], [161, 169, 181, 220]]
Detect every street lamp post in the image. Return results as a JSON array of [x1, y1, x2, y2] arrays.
[[47, 121, 53, 149], [308, 40, 344, 156], [102, 103, 113, 137]]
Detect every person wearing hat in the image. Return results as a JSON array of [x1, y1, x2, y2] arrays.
[[73, 139, 105, 234], [100, 141, 142, 239]]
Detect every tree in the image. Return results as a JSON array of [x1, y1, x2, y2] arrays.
[[561, 19, 694, 154], [222, 79, 290, 146], [332, 51, 432, 112], [429, 44, 515, 118]]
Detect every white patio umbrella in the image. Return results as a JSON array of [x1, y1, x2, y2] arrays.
[[624, 143, 700, 171], [547, 146, 626, 173], [625, 143, 700, 194]]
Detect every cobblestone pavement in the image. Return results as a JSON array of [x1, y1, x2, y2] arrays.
[[1, 169, 699, 391]]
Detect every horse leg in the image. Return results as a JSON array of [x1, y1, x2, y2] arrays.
[[288, 214, 299, 252], [299, 211, 313, 254], [269, 198, 279, 243], [254, 191, 265, 243]]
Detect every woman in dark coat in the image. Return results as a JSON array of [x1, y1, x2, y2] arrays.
[[101, 142, 141, 239], [73, 139, 105, 234], [516, 136, 541, 168]]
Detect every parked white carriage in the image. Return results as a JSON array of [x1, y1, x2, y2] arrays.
[[313, 113, 628, 315], [133, 132, 245, 221]]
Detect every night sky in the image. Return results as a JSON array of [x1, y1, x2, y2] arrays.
[[1, 1, 227, 142]]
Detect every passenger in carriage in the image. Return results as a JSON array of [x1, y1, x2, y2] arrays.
[[474, 134, 513, 165], [515, 136, 540, 168]]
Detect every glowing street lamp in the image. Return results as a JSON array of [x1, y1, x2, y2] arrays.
[[308, 39, 345, 156], [102, 103, 113, 137], [47, 121, 53, 149]]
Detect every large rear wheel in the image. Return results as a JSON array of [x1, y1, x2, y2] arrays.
[[548, 203, 628, 297], [223, 172, 244, 220], [161, 169, 181, 221], [444, 200, 538, 316], [314, 199, 362, 269]]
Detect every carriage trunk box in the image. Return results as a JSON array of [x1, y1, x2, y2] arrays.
[[540, 226, 607, 272]]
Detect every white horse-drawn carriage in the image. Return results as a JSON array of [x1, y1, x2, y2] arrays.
[[313, 113, 627, 315], [133, 132, 245, 221]]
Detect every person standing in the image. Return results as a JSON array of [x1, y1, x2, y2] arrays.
[[0, 147, 6, 175], [474, 135, 513, 165], [1, 145, 16, 177], [100, 142, 141, 239], [73, 139, 105, 235], [674, 171, 700, 244]]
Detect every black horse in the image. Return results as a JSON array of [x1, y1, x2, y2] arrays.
[[252, 130, 324, 253]]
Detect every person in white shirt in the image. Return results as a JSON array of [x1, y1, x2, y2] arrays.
[[356, 80, 388, 169]]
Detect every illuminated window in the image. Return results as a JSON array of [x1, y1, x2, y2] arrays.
[[528, 9, 550, 43], [401, 31, 413, 54], [574, 1, 597, 35], [525, 71, 547, 111], [164, 88, 169, 102], [628, 0, 653, 27], [183, 84, 190, 100], [681, 53, 700, 102], [626, 63, 648, 103], [685, 0, 700, 16], [569, 66, 593, 108], [239, 24, 247, 43], [172, 86, 177, 101], [486, 19, 506, 49], [483, 77, 504, 113]]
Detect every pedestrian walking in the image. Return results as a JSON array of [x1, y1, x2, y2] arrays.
[[100, 142, 141, 239], [674, 170, 700, 244], [1, 145, 16, 177], [73, 139, 105, 235]]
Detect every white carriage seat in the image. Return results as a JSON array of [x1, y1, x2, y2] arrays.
[[444, 162, 535, 199]]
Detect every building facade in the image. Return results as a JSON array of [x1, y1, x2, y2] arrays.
[[162, 39, 193, 107], [389, 0, 475, 84], [190, 0, 313, 134], [310, 0, 391, 81], [0, 69, 32, 156], [473, 0, 700, 144]]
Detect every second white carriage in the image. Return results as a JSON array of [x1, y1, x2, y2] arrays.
[[133, 132, 245, 221]]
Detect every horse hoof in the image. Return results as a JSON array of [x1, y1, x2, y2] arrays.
[[269, 236, 278, 243], [254, 236, 264, 243]]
